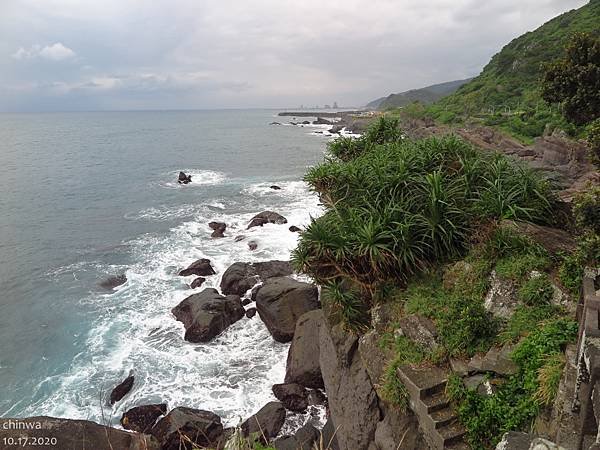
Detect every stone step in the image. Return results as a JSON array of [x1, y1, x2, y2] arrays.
[[397, 364, 448, 400], [423, 391, 451, 413], [430, 407, 457, 429], [438, 422, 467, 447]]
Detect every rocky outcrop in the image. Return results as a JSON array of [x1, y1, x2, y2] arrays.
[[313, 117, 333, 125], [319, 320, 380, 450], [220, 261, 293, 296], [209, 222, 227, 238], [99, 274, 127, 290], [329, 125, 344, 134], [0, 417, 159, 450], [289, 225, 301, 232], [178, 172, 192, 184], [190, 277, 206, 289], [273, 424, 320, 450], [171, 288, 244, 342], [500, 220, 577, 255], [255, 277, 320, 342], [247, 211, 288, 229], [121, 404, 167, 434], [395, 315, 439, 351], [484, 270, 518, 320], [272, 383, 309, 412], [110, 374, 134, 405], [468, 344, 518, 376], [241, 402, 286, 442], [152, 407, 224, 450], [285, 310, 324, 388], [179, 258, 216, 277]]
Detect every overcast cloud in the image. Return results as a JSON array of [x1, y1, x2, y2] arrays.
[[0, 0, 589, 111]]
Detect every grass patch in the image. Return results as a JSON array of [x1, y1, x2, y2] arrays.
[[518, 274, 554, 306], [495, 253, 551, 281], [452, 318, 577, 449], [499, 304, 562, 344]]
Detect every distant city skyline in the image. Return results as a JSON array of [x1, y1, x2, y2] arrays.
[[0, 0, 589, 111]]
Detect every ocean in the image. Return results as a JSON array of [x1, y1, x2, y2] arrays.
[[0, 110, 331, 430]]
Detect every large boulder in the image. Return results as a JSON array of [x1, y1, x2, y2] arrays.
[[220, 261, 293, 296], [395, 314, 439, 351], [255, 277, 320, 343], [285, 310, 324, 388], [179, 258, 216, 277], [152, 407, 224, 450], [110, 374, 134, 405], [272, 383, 309, 412], [273, 424, 320, 450], [484, 270, 518, 320], [241, 402, 286, 442], [319, 321, 380, 450], [121, 404, 167, 434], [247, 211, 288, 229], [500, 220, 576, 255], [171, 288, 245, 342], [209, 222, 227, 238], [0, 417, 158, 450]]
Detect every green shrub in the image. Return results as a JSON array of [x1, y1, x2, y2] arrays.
[[321, 280, 370, 331], [534, 353, 566, 406], [495, 253, 551, 281], [573, 184, 600, 234], [518, 274, 554, 306], [500, 304, 561, 343]]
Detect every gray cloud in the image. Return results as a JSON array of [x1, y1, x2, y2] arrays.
[[0, 0, 589, 111]]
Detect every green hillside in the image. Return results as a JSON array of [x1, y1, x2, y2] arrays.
[[427, 0, 600, 140], [367, 78, 472, 110]]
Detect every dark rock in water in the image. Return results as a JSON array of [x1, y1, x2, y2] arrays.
[[178, 171, 192, 184], [172, 288, 244, 343], [289, 122, 298, 126], [247, 211, 288, 229], [209, 221, 227, 238], [270, 185, 282, 190], [250, 284, 262, 302], [179, 258, 216, 277], [289, 225, 301, 232], [272, 383, 308, 412], [302, 120, 311, 125], [270, 122, 282, 125], [246, 307, 257, 318], [99, 274, 127, 290], [234, 235, 246, 242], [241, 402, 286, 442], [285, 310, 324, 388], [220, 261, 293, 296], [152, 407, 223, 450], [248, 241, 258, 251], [110, 374, 134, 405], [273, 424, 319, 450], [242, 298, 252, 306], [190, 277, 206, 289], [121, 403, 167, 434], [329, 125, 344, 134], [307, 389, 327, 407], [255, 277, 320, 343], [313, 117, 333, 125], [0, 417, 159, 450]]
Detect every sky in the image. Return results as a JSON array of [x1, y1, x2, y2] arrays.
[[0, 0, 589, 111]]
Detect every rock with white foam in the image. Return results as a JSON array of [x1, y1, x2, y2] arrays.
[[151, 407, 224, 450], [247, 210, 288, 229], [220, 260, 293, 296], [179, 258, 216, 277], [171, 288, 245, 343]]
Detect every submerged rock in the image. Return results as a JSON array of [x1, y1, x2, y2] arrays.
[[272, 383, 309, 412], [209, 221, 227, 238], [99, 274, 127, 290], [285, 310, 324, 388], [0, 417, 158, 450], [178, 171, 192, 184], [121, 403, 167, 434], [270, 185, 282, 190], [220, 260, 293, 296], [152, 407, 224, 450], [179, 258, 216, 277], [248, 241, 258, 251], [255, 277, 320, 343], [241, 402, 286, 442], [110, 374, 135, 405], [247, 211, 288, 229], [171, 288, 244, 342], [190, 277, 206, 289]]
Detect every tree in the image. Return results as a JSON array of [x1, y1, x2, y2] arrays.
[[541, 32, 600, 126]]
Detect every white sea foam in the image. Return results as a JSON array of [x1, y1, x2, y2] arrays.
[[25, 178, 325, 433], [160, 169, 227, 189]]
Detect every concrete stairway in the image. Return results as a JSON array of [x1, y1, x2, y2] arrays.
[[396, 365, 469, 449]]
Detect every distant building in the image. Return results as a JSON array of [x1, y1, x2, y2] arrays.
[[333, 102, 339, 109], [324, 104, 331, 109]]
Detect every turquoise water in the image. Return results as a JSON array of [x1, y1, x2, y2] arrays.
[[0, 110, 327, 427]]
